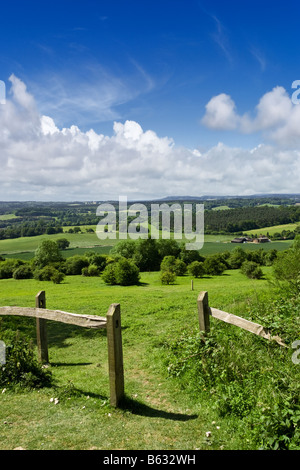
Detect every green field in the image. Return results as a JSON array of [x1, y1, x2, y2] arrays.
[[244, 222, 300, 236], [0, 269, 272, 450], [0, 228, 293, 261], [0, 264, 299, 450]]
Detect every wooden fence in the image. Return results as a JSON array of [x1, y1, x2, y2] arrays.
[[197, 291, 286, 347], [0, 291, 124, 407]]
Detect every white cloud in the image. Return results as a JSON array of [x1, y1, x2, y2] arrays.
[[0, 76, 300, 201], [202, 86, 300, 149], [201, 93, 239, 130]]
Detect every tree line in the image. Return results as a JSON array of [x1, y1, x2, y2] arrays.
[[0, 237, 281, 286]]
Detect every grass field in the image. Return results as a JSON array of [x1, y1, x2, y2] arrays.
[[244, 222, 300, 236], [0, 228, 293, 261], [1, 266, 298, 450]]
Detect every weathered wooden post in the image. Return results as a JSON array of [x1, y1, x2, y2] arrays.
[[35, 291, 49, 364], [197, 291, 210, 335], [106, 303, 124, 407]]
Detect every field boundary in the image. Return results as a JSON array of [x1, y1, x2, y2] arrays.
[[0, 291, 124, 407], [197, 291, 287, 347]]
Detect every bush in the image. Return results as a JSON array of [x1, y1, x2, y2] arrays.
[[56, 238, 70, 250], [203, 255, 227, 275], [160, 255, 177, 273], [64, 255, 89, 275], [241, 261, 263, 279], [34, 265, 65, 284], [0, 331, 52, 389], [160, 270, 176, 285], [13, 264, 33, 279], [272, 236, 300, 294], [0, 259, 24, 279], [85, 252, 107, 271], [102, 258, 140, 286], [82, 264, 100, 277], [188, 260, 205, 278], [228, 247, 247, 269]]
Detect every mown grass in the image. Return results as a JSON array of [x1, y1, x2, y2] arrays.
[[1, 267, 297, 450]]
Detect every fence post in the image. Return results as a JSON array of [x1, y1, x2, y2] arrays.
[[197, 291, 210, 335], [106, 303, 124, 407], [35, 291, 49, 364]]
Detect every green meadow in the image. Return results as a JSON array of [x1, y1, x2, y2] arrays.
[[0, 228, 293, 261], [0, 268, 272, 450], [0, 264, 299, 450]]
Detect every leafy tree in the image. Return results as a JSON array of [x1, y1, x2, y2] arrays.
[[133, 238, 161, 271], [34, 240, 63, 268], [102, 258, 140, 286], [228, 247, 247, 269], [111, 240, 136, 259], [179, 247, 205, 265], [160, 255, 177, 273], [85, 252, 107, 271], [156, 239, 181, 259], [203, 255, 227, 276], [188, 260, 205, 278], [56, 238, 70, 250]]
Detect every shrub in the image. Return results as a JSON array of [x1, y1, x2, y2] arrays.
[[64, 255, 89, 275], [56, 238, 70, 250], [272, 236, 300, 294], [102, 258, 140, 286], [174, 259, 187, 276], [228, 247, 247, 269], [241, 261, 263, 279], [102, 262, 117, 285], [34, 265, 65, 284], [50, 270, 65, 284], [85, 252, 107, 271], [203, 255, 226, 275], [188, 260, 205, 278], [82, 264, 99, 277], [160, 255, 177, 273], [0, 331, 52, 389], [160, 270, 176, 285], [0, 259, 24, 279], [13, 264, 33, 279]]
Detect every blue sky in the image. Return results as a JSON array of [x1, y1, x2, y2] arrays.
[[0, 0, 300, 200]]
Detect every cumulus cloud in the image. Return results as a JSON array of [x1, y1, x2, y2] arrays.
[[202, 85, 300, 148], [201, 93, 239, 130], [0, 76, 300, 200]]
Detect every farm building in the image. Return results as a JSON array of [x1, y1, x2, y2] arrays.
[[253, 235, 271, 243], [231, 237, 248, 243]]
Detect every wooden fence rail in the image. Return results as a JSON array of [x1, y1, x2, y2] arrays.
[[0, 291, 124, 407], [197, 291, 286, 347]]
